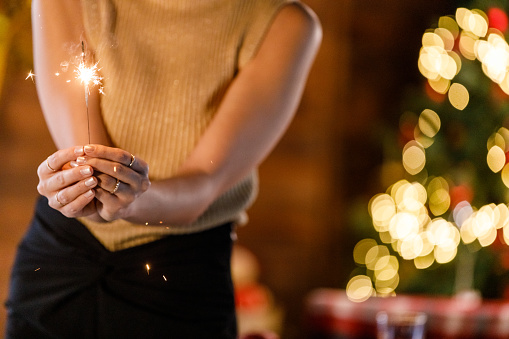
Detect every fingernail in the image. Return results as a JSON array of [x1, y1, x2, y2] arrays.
[[74, 146, 84, 155], [84, 145, 95, 153], [84, 189, 94, 198], [70, 161, 78, 168], [76, 157, 86, 164], [80, 167, 92, 175], [85, 177, 96, 187]]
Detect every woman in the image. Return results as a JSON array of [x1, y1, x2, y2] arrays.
[[6, 0, 321, 337]]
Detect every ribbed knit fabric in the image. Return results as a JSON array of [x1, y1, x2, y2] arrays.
[[78, 0, 289, 251]]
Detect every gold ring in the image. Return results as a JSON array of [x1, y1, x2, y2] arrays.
[[46, 157, 57, 172], [56, 190, 65, 207], [128, 154, 135, 167], [111, 179, 121, 194]]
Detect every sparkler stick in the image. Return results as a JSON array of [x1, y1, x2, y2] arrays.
[[75, 41, 103, 144], [82, 42, 90, 144]]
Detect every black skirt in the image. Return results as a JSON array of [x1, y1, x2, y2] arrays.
[[5, 196, 237, 339]]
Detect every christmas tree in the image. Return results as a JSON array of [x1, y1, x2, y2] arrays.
[[346, 2, 509, 302]]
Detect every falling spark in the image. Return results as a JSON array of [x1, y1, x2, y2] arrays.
[[26, 70, 35, 82], [34, 268, 40, 271], [146, 263, 151, 275], [163, 275, 167, 281], [74, 41, 103, 144]]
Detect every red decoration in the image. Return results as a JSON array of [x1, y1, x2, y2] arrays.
[[488, 7, 508, 33], [424, 81, 446, 103], [449, 184, 474, 209], [235, 284, 270, 311]]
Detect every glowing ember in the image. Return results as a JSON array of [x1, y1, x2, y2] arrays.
[[146, 263, 150, 275], [75, 61, 102, 93]]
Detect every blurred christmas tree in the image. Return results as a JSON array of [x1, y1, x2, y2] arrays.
[[346, 1, 509, 302]]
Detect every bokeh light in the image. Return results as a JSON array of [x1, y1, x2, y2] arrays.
[[418, 109, 441, 138], [402, 141, 426, 175], [487, 145, 506, 173], [346, 275, 374, 303], [448, 83, 470, 110]]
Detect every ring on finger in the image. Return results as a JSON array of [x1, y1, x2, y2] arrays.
[[46, 157, 57, 172], [56, 190, 65, 207], [128, 154, 135, 167], [111, 179, 121, 194]]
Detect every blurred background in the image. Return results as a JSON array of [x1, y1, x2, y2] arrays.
[[7, 0, 509, 338]]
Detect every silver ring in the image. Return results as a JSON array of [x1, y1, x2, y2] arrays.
[[56, 190, 65, 207], [46, 157, 57, 172], [111, 179, 121, 194], [128, 154, 135, 167]]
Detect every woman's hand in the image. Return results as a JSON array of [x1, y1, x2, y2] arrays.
[[37, 146, 98, 217], [74, 145, 151, 222]]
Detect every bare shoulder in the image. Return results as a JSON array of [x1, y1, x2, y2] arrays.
[[277, 1, 323, 45]]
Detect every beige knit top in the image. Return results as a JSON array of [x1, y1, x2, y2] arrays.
[[78, 0, 289, 251]]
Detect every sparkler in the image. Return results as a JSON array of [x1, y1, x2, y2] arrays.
[[26, 42, 103, 144], [75, 41, 103, 144]]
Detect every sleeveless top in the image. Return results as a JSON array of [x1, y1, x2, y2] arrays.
[[79, 0, 290, 251]]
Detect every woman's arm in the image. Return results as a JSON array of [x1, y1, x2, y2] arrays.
[[32, 0, 111, 148], [90, 2, 322, 224], [31, 0, 121, 219]]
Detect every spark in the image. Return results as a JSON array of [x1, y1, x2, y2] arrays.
[[163, 275, 167, 281], [146, 263, 150, 275], [75, 60, 103, 92], [34, 268, 40, 271], [26, 70, 35, 82]]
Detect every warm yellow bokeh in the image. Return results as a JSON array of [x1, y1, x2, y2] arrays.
[[402, 141, 426, 175], [487, 145, 506, 173], [448, 83, 470, 110], [418, 109, 441, 138], [346, 275, 374, 303]]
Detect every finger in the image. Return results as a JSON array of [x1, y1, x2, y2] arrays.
[[57, 190, 96, 218], [38, 146, 85, 177], [49, 177, 97, 213], [77, 156, 146, 191], [94, 188, 124, 221], [95, 172, 117, 192], [83, 145, 148, 174], [95, 174, 134, 203], [38, 165, 94, 198], [39, 165, 94, 196], [79, 157, 134, 182]]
